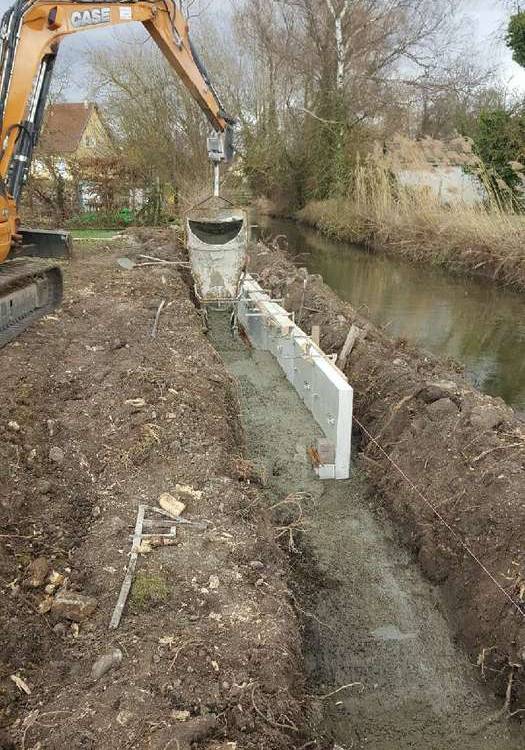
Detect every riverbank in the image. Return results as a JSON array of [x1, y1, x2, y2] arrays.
[[0, 230, 304, 749], [250, 240, 525, 713], [296, 197, 525, 292]]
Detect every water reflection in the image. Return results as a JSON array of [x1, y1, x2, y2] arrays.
[[256, 216, 525, 411]]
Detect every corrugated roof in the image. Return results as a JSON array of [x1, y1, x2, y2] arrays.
[[38, 102, 97, 156]]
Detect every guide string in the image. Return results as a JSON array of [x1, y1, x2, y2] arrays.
[[353, 416, 525, 621]]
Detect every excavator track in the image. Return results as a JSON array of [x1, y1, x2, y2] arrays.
[[0, 258, 63, 348]]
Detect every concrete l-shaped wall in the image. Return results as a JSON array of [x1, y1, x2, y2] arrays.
[[238, 275, 353, 480]]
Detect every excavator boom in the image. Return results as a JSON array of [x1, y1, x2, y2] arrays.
[[0, 0, 233, 345]]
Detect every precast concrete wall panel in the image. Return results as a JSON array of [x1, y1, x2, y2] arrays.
[[238, 275, 353, 480]]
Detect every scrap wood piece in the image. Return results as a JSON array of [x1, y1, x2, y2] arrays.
[[144, 505, 209, 530], [307, 446, 321, 468], [138, 254, 190, 266], [338, 324, 362, 371], [109, 504, 146, 630], [151, 299, 166, 339]]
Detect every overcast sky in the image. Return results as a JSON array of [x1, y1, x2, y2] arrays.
[[0, 0, 523, 95]]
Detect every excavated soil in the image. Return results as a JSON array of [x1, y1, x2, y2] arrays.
[[0, 230, 305, 749], [249, 239, 525, 718]]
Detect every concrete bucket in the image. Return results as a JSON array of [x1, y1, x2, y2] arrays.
[[186, 208, 249, 305]]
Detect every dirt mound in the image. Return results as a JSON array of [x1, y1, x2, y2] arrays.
[[0, 233, 305, 748], [250, 241, 525, 711]]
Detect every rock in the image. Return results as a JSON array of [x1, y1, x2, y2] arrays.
[[91, 648, 123, 681], [39, 596, 54, 614], [249, 560, 265, 571], [175, 484, 203, 502], [45, 571, 65, 594], [208, 575, 220, 590], [116, 710, 133, 726], [150, 716, 217, 750], [24, 557, 49, 588], [173, 710, 191, 721], [7, 420, 20, 432], [37, 479, 52, 495], [49, 446, 64, 464], [418, 380, 459, 404], [92, 505, 101, 519], [159, 493, 186, 518], [426, 398, 459, 420], [125, 398, 147, 410], [470, 404, 506, 431], [51, 590, 98, 622]]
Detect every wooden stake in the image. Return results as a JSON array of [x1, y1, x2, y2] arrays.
[[338, 324, 362, 371]]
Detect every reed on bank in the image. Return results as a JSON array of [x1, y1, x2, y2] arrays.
[[297, 144, 525, 292]]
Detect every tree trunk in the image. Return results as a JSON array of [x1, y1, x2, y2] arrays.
[[325, 0, 350, 92]]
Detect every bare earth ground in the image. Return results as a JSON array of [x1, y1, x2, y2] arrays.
[[249, 240, 525, 717], [212, 314, 523, 749], [0, 232, 304, 749]]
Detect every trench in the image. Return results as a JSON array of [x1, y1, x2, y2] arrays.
[[208, 311, 523, 749], [256, 216, 525, 414]]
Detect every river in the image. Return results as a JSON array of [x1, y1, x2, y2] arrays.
[[256, 216, 525, 413]]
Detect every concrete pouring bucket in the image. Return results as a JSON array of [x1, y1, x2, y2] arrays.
[[186, 208, 249, 305]]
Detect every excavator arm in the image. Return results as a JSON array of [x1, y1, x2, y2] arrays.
[[0, 0, 234, 263], [0, 0, 234, 347]]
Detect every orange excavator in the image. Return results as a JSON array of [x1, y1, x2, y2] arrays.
[[0, 0, 234, 346]]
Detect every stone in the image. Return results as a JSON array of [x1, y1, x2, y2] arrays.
[[173, 710, 191, 722], [7, 421, 20, 432], [49, 446, 64, 464], [24, 557, 49, 588], [426, 398, 459, 420], [51, 591, 98, 622], [37, 479, 52, 496], [418, 380, 459, 404], [91, 648, 123, 681], [249, 560, 265, 571], [159, 493, 186, 518], [175, 484, 203, 501], [208, 575, 220, 590], [470, 404, 506, 431]]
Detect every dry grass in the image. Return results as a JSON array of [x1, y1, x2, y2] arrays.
[[297, 145, 525, 291]]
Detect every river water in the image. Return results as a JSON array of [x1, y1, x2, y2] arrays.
[[256, 216, 525, 413]]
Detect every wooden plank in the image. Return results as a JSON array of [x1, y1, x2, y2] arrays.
[[109, 504, 146, 630]]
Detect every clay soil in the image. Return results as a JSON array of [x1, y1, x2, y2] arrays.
[[0, 231, 305, 749], [249, 239, 525, 713]]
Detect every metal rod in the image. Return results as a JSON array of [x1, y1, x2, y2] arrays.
[[213, 163, 220, 197]]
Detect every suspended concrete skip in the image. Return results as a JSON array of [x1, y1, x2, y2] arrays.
[[238, 275, 353, 480], [186, 208, 249, 304]]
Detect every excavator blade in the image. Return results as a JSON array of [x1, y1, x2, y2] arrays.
[[0, 258, 63, 348], [19, 228, 72, 259]]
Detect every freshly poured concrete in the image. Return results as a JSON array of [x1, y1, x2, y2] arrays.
[[210, 312, 523, 749]]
